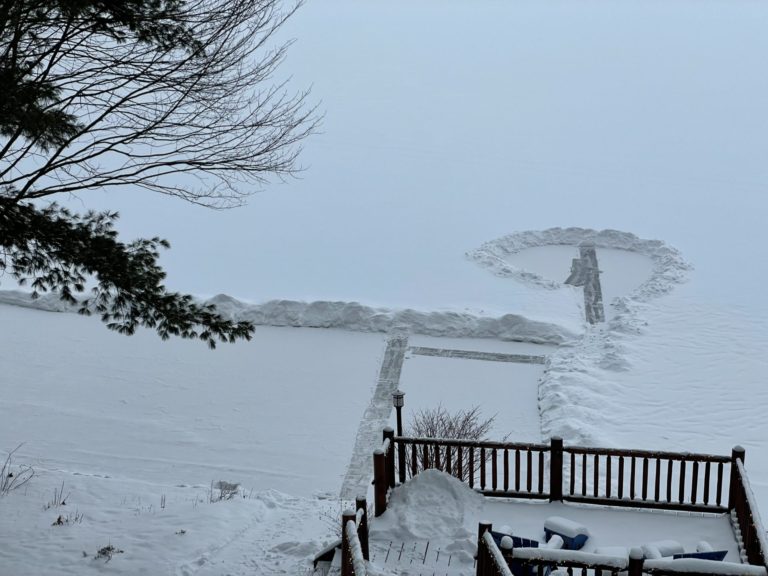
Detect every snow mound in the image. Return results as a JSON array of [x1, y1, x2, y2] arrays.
[[371, 469, 484, 540], [221, 297, 574, 343], [468, 227, 691, 302], [0, 290, 576, 344]]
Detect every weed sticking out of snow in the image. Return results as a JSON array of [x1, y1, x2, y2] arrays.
[[0, 444, 34, 496], [94, 544, 124, 563], [51, 511, 84, 526], [43, 481, 69, 510]]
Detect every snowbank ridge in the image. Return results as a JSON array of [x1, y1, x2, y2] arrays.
[[0, 290, 574, 344]]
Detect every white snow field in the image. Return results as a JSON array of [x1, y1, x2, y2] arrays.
[[3, 0, 768, 574], [397, 351, 548, 442], [0, 304, 387, 575]]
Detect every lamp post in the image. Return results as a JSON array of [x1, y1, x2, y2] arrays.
[[392, 390, 405, 436], [392, 390, 406, 483]]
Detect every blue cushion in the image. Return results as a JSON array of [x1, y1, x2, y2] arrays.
[[672, 551, 728, 562], [544, 528, 588, 551], [489, 532, 547, 576]]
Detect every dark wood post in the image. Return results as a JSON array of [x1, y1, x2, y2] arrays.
[[383, 427, 395, 488], [476, 521, 492, 576], [728, 445, 745, 510], [397, 431, 407, 486], [628, 548, 644, 576], [550, 436, 563, 502], [341, 509, 356, 576], [373, 448, 387, 517], [355, 496, 369, 561]]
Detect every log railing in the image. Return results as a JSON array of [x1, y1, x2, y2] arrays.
[[390, 435, 550, 499], [731, 451, 768, 567], [562, 445, 732, 513], [375, 434, 742, 517], [341, 496, 369, 576], [476, 522, 513, 576]]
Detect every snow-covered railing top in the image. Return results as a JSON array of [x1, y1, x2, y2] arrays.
[[481, 531, 514, 576], [732, 457, 768, 567], [511, 547, 628, 570], [643, 558, 767, 576], [340, 497, 370, 576], [344, 519, 367, 576]]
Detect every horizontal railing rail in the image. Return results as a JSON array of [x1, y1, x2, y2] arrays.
[[642, 557, 767, 576]]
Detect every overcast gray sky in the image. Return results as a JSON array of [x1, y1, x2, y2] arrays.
[[63, 0, 768, 312]]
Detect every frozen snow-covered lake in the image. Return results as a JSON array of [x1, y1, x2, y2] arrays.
[[0, 304, 385, 498]]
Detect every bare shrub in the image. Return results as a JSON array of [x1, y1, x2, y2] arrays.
[[94, 544, 123, 563], [406, 405, 508, 481], [0, 444, 34, 496], [209, 480, 240, 502]]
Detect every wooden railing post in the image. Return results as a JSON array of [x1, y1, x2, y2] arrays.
[[628, 548, 644, 576], [373, 448, 387, 517], [728, 445, 745, 510], [476, 521, 492, 576], [550, 436, 563, 502], [383, 427, 395, 488], [341, 509, 356, 576], [355, 495, 369, 561]]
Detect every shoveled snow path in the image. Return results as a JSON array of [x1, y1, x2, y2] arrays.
[[174, 492, 328, 576]]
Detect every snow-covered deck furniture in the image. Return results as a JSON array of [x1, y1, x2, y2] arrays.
[[543, 516, 589, 550]]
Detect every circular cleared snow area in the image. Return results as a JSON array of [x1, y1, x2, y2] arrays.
[[502, 245, 654, 317]]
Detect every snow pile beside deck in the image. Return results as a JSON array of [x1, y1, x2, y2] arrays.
[[372, 469, 484, 540]]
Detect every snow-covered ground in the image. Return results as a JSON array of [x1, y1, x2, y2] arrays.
[[397, 352, 547, 441], [3, 0, 768, 574]]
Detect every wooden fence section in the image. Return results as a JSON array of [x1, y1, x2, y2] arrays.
[[562, 445, 732, 513], [341, 497, 369, 576], [390, 435, 551, 499], [374, 434, 746, 517]]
